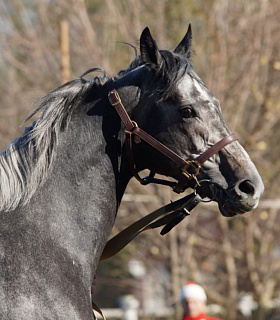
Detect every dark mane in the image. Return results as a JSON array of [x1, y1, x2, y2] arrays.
[[0, 50, 195, 212], [0, 68, 109, 212], [118, 50, 193, 101], [155, 50, 192, 101]]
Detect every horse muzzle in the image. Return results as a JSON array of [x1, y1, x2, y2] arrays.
[[214, 178, 264, 217]]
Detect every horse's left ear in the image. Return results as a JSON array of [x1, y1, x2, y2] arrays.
[[140, 27, 162, 71], [174, 24, 193, 58]]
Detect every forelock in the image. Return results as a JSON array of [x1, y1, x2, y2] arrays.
[[177, 71, 213, 104]]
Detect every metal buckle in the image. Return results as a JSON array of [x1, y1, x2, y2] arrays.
[[131, 121, 138, 128], [108, 90, 121, 106], [183, 160, 201, 177], [193, 179, 218, 203]]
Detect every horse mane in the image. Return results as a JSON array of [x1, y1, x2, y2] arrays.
[[0, 68, 109, 212], [118, 49, 193, 101], [0, 48, 193, 212]]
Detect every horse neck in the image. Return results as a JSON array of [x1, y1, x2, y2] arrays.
[[0, 79, 138, 318], [20, 97, 131, 272]]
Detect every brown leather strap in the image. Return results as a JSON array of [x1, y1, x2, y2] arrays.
[[196, 133, 238, 166], [132, 126, 190, 168], [108, 89, 135, 131], [125, 130, 144, 184]]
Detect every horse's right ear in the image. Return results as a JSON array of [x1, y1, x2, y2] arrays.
[[174, 24, 193, 58], [140, 27, 162, 71]]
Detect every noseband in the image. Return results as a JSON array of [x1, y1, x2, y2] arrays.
[[107, 79, 238, 193]]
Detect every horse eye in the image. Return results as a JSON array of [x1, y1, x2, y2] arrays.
[[180, 105, 195, 118]]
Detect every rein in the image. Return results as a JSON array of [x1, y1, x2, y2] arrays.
[[100, 191, 202, 261]]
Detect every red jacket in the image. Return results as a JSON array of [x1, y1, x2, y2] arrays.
[[183, 313, 222, 320]]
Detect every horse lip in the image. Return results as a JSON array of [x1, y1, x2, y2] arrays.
[[213, 188, 236, 217], [215, 186, 259, 217], [218, 203, 240, 217], [191, 181, 259, 217]]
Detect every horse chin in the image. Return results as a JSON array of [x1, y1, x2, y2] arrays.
[[217, 202, 241, 217], [214, 187, 259, 217]]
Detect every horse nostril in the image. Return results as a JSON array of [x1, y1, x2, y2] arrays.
[[237, 180, 256, 196]]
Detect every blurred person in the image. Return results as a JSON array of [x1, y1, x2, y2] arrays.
[[180, 281, 222, 320]]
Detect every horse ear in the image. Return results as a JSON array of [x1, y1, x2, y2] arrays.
[[174, 24, 193, 58], [140, 27, 162, 71]]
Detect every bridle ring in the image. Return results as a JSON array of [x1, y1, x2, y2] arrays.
[[193, 179, 218, 203]]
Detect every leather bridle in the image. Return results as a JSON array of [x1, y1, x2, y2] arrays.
[[107, 78, 238, 194]]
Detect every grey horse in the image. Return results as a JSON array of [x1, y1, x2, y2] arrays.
[[0, 26, 263, 319]]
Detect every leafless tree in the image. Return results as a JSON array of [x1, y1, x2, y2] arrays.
[[0, 1, 279, 319]]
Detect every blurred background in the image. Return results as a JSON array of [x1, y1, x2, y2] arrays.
[[0, 0, 279, 319]]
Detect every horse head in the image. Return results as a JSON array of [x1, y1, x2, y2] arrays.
[[115, 25, 264, 217]]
